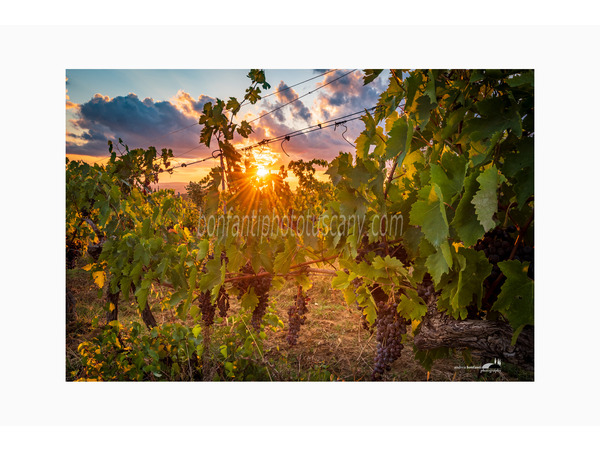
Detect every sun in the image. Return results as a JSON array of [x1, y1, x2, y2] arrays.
[[243, 146, 279, 181], [256, 166, 269, 178]]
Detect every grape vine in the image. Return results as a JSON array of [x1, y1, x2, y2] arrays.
[[66, 68, 534, 381]]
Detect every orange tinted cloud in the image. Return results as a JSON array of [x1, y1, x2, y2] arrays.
[[170, 90, 214, 119]]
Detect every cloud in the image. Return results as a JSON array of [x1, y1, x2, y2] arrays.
[[170, 90, 214, 118], [271, 81, 312, 124], [65, 77, 78, 109], [66, 92, 214, 157], [315, 69, 385, 113]]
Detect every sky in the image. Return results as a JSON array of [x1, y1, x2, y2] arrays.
[[66, 69, 389, 192]]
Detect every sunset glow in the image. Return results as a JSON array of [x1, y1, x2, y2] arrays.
[[65, 69, 388, 193], [256, 166, 269, 178]]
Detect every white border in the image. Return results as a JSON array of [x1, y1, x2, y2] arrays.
[[1, 16, 599, 434]]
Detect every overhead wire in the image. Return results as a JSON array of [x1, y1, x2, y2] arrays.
[[246, 69, 357, 124], [238, 104, 382, 152], [162, 105, 383, 175], [248, 69, 337, 102]]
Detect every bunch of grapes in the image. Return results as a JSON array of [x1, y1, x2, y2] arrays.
[[250, 274, 272, 330], [287, 289, 309, 346], [371, 286, 406, 380], [197, 291, 216, 327], [216, 287, 230, 318], [196, 252, 230, 324], [232, 262, 272, 330], [474, 225, 534, 310]]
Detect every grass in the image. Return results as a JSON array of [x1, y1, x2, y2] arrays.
[[66, 256, 533, 382]]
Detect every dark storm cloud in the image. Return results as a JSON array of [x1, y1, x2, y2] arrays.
[[78, 93, 188, 134], [81, 129, 108, 143], [67, 92, 215, 157]]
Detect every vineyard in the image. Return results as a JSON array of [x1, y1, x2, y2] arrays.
[[65, 69, 534, 381]]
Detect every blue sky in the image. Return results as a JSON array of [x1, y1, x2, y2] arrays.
[[66, 69, 388, 189]]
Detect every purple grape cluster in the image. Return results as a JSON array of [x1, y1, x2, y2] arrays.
[[217, 287, 230, 318], [232, 262, 272, 330], [198, 291, 216, 327], [287, 290, 309, 346], [372, 298, 406, 380]]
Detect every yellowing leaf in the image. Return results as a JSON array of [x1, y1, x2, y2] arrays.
[[411, 319, 421, 333], [92, 271, 105, 288], [82, 263, 93, 271], [109, 303, 115, 312], [452, 242, 464, 252]]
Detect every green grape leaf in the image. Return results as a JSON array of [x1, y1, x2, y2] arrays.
[[274, 234, 297, 274], [332, 270, 351, 290], [271, 275, 286, 291], [355, 132, 371, 159], [192, 324, 202, 338], [240, 287, 259, 311], [188, 266, 198, 291], [355, 285, 377, 325], [492, 260, 534, 344], [167, 289, 187, 307], [424, 70, 436, 104], [414, 95, 436, 128], [409, 184, 449, 248], [135, 286, 149, 311], [451, 172, 485, 247], [397, 292, 428, 321], [226, 97, 241, 114], [337, 189, 367, 217], [402, 226, 423, 260], [141, 218, 151, 238], [513, 166, 534, 208], [502, 138, 533, 178], [372, 255, 406, 276], [347, 161, 372, 190], [472, 166, 506, 232], [426, 241, 452, 284], [438, 248, 492, 319], [226, 244, 245, 273], [429, 152, 468, 203], [196, 239, 209, 261], [363, 69, 383, 85], [385, 110, 399, 134], [198, 258, 223, 293], [386, 115, 414, 160]]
